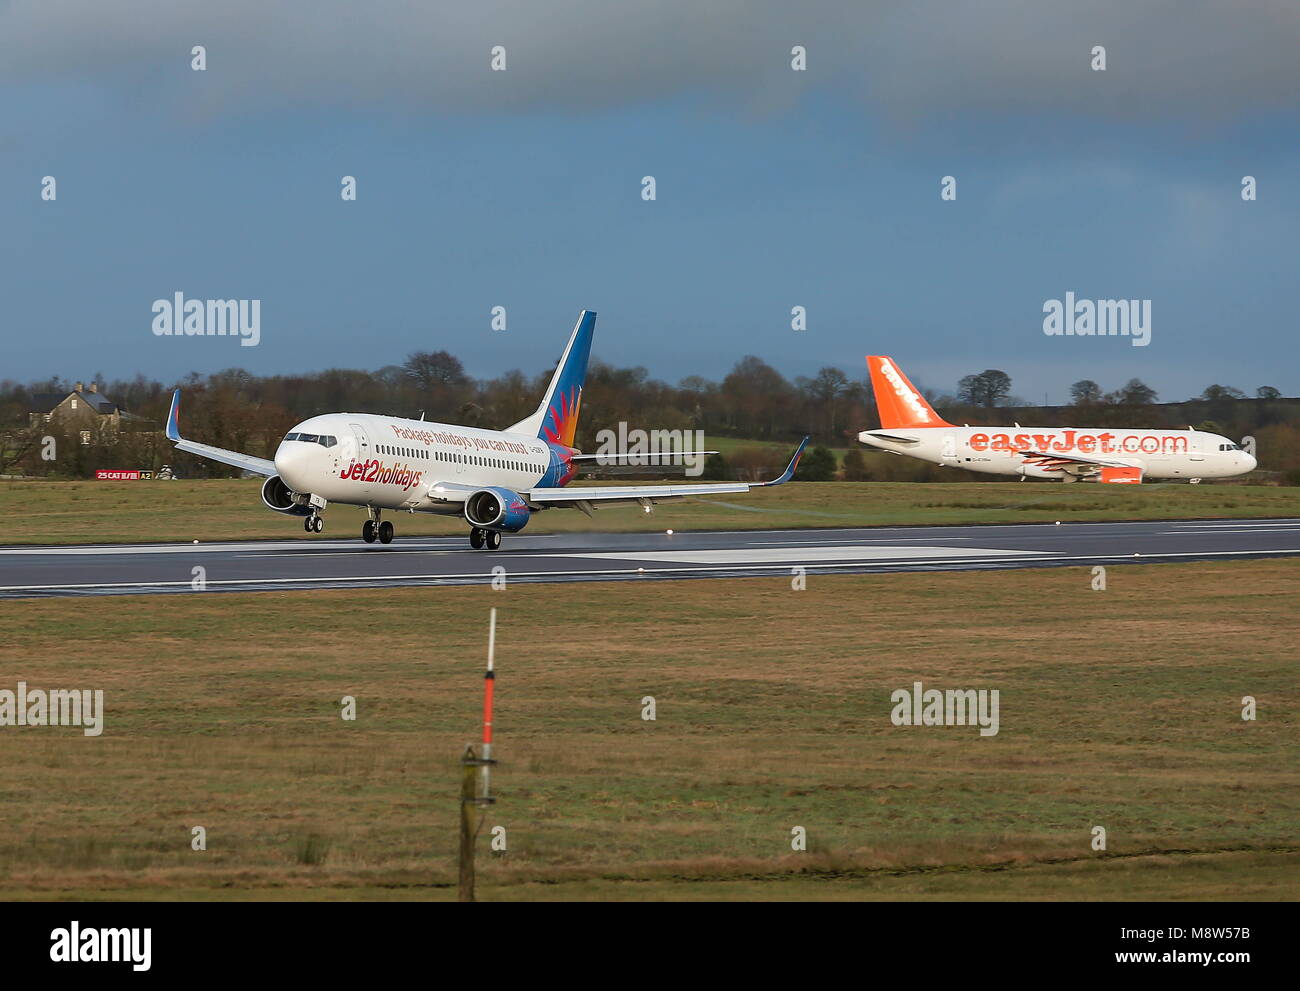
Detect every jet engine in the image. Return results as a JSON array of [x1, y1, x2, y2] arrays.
[[260, 475, 314, 516], [464, 487, 531, 532]]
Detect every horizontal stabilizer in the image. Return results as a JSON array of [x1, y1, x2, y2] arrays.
[[859, 431, 920, 445]]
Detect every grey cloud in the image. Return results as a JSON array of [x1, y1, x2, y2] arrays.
[[1, 1, 1297, 122]]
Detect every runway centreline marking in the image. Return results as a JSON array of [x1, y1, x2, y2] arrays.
[[2, 547, 1299, 594]]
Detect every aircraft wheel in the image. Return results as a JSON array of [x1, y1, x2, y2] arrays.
[[313, 516, 325, 533], [486, 530, 502, 551], [303, 516, 313, 532], [378, 521, 394, 544], [362, 520, 377, 543], [469, 527, 485, 549]]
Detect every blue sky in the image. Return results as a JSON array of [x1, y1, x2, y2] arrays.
[[2, 2, 1298, 404]]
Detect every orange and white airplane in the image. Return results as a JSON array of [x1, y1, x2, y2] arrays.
[[857, 356, 1256, 483]]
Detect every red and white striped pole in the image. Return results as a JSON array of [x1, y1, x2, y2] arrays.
[[482, 607, 496, 798]]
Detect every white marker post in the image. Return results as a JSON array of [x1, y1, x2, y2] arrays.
[[482, 607, 496, 799], [459, 607, 498, 903]]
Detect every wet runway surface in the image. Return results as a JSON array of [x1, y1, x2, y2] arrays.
[[2, 518, 1299, 598]]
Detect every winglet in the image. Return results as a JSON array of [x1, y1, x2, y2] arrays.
[[756, 436, 810, 487], [166, 389, 182, 442]]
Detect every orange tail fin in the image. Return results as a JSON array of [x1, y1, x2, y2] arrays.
[[866, 356, 953, 429]]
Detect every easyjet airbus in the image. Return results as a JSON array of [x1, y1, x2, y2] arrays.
[[857, 356, 1255, 483], [166, 311, 808, 547]]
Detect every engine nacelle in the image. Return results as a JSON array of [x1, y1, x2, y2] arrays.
[[261, 475, 314, 516], [464, 487, 531, 532]]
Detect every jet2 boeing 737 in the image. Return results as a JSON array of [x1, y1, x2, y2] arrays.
[[166, 311, 808, 547], [857, 356, 1255, 483]]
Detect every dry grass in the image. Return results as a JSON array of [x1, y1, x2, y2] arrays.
[[0, 559, 1296, 900], [2, 477, 1300, 544]]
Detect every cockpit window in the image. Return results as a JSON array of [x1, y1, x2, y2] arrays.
[[283, 432, 335, 446]]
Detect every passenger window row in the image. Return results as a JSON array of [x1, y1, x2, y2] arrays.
[[374, 443, 547, 474]]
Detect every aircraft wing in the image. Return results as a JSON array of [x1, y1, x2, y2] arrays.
[[567, 450, 718, 463], [1016, 448, 1136, 471], [165, 390, 278, 477], [526, 438, 808, 510]]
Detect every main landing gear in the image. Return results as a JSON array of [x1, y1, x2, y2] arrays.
[[303, 513, 324, 533], [362, 511, 394, 544], [469, 527, 501, 550]]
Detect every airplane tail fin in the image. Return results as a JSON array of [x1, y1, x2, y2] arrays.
[[866, 356, 953, 429], [507, 310, 596, 447]]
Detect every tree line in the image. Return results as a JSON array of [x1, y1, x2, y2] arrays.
[[1, 354, 1296, 481]]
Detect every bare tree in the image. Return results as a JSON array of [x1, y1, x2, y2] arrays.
[[1069, 379, 1103, 405], [957, 369, 1012, 409]]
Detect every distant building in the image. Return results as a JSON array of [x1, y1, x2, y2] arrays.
[[27, 382, 155, 445]]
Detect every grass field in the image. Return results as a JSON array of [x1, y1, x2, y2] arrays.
[[709, 435, 853, 465], [3, 478, 1300, 545], [0, 559, 1295, 900]]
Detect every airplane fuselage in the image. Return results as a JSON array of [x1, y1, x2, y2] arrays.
[[858, 425, 1255, 480], [272, 413, 574, 514]]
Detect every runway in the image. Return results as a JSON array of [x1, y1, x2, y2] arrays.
[[2, 518, 1299, 598]]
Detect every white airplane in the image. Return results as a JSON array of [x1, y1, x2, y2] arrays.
[[857, 356, 1256, 483], [165, 310, 808, 547]]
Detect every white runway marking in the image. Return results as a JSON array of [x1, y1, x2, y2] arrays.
[[0, 540, 455, 556], [537, 545, 1041, 564], [739, 536, 976, 545], [1160, 526, 1300, 535], [1168, 520, 1300, 529], [2, 547, 1299, 595]]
